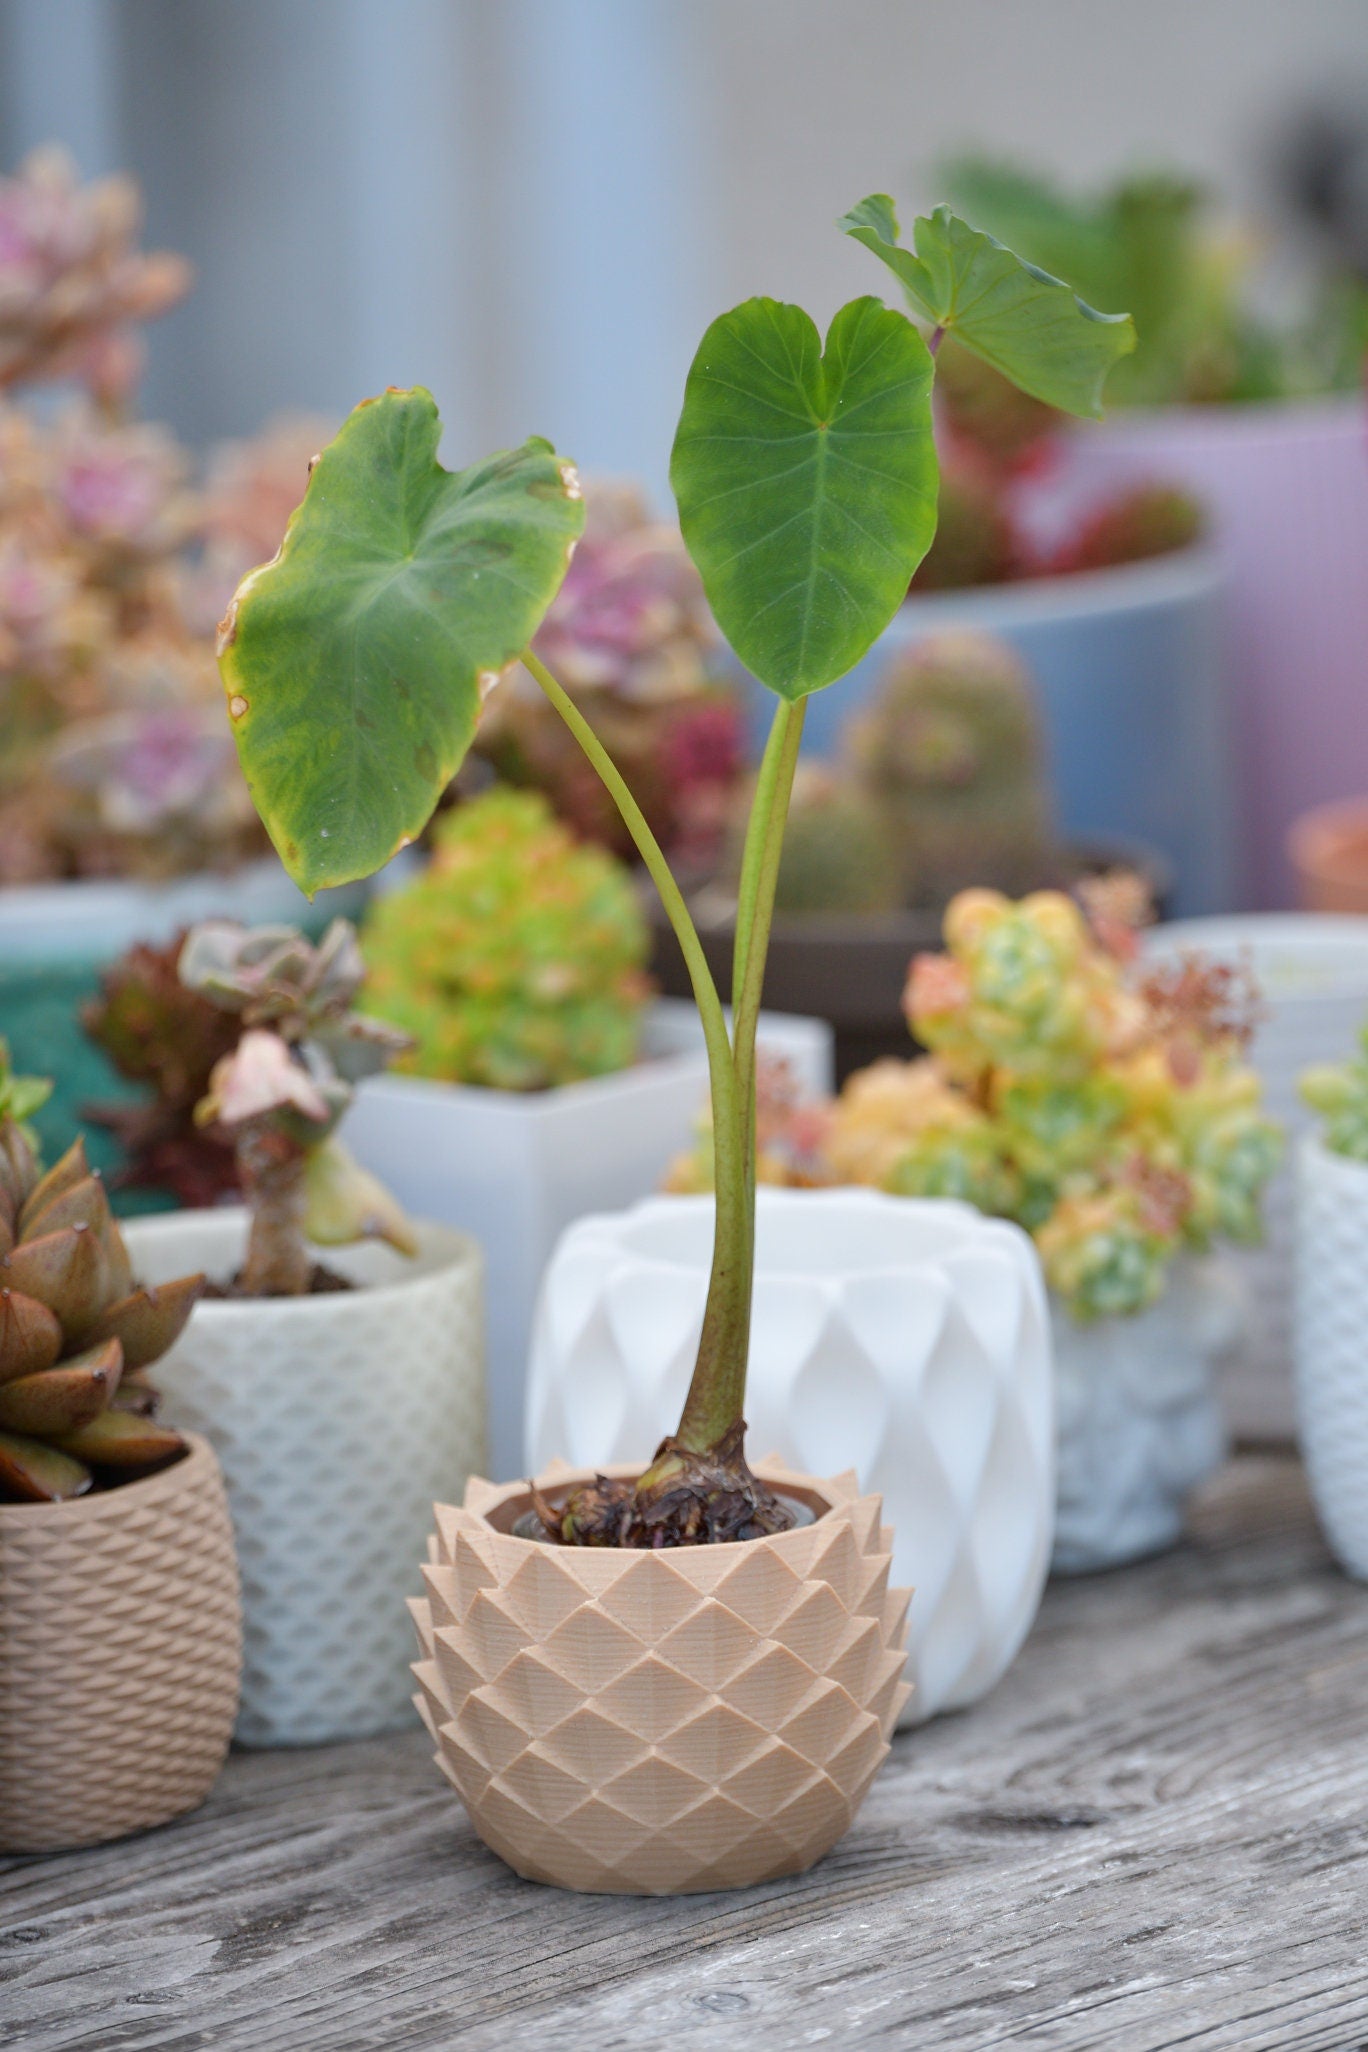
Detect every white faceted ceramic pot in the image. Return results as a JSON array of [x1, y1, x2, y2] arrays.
[[1051, 1259, 1239, 1574], [1294, 1136, 1368, 1579], [123, 1208, 485, 1746], [526, 1188, 1053, 1725]]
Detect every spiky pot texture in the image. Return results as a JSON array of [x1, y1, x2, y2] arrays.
[[0, 1132, 204, 1503]]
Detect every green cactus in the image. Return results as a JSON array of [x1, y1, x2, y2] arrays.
[[844, 629, 1054, 908], [722, 764, 902, 918], [362, 788, 652, 1092]]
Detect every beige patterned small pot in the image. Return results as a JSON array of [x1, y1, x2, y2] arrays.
[[0, 1434, 241, 1855], [412, 1460, 910, 1896]]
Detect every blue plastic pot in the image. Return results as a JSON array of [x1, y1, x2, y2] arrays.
[[745, 546, 1231, 919]]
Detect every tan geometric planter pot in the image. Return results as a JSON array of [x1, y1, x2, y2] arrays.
[[411, 1460, 910, 1896], [0, 1434, 241, 1855]]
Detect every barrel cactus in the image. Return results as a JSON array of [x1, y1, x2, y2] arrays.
[[0, 1049, 203, 1502], [722, 763, 903, 919], [844, 630, 1054, 907], [362, 787, 652, 1091]]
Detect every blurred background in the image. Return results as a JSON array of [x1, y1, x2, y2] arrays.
[[1, 0, 1365, 481]]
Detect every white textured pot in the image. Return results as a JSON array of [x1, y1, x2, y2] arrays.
[[1145, 914, 1368, 1440], [1052, 1260, 1240, 1574], [1294, 1136, 1368, 1579], [346, 999, 832, 1482], [122, 1208, 485, 1746], [526, 1188, 1053, 1726]]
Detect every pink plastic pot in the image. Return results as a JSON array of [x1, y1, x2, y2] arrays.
[[1064, 396, 1368, 910]]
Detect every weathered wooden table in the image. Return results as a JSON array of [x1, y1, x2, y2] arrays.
[[4, 1455, 1367, 2052]]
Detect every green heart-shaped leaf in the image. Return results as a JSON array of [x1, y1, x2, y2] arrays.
[[669, 295, 937, 700], [840, 196, 1135, 418], [219, 388, 585, 895]]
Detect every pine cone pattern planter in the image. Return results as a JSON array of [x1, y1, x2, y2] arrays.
[[412, 1462, 910, 1895], [0, 1434, 240, 1853]]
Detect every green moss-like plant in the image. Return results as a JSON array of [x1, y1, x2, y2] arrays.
[[213, 193, 1135, 1545], [1301, 1028, 1368, 1162], [363, 787, 652, 1091]]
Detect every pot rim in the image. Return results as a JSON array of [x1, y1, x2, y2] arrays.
[[895, 538, 1220, 627], [121, 1206, 481, 1316], [0, 1429, 219, 1530], [467, 1460, 845, 1554]]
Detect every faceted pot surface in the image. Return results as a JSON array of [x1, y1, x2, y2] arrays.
[[1052, 1258, 1237, 1573], [124, 1208, 486, 1746], [1294, 1136, 1368, 1579], [0, 1433, 241, 1854], [527, 1188, 1052, 1722], [412, 1462, 911, 1894]]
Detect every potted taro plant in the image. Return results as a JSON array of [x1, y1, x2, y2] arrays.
[[119, 919, 485, 1747], [346, 781, 832, 1480], [0, 1046, 240, 1853], [212, 193, 1134, 1892], [1294, 1028, 1368, 1580], [819, 887, 1282, 1571]]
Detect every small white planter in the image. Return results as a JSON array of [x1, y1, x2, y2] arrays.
[[1294, 1136, 1368, 1579], [122, 1208, 485, 1747], [1145, 913, 1368, 1440], [526, 1187, 1053, 1727], [1051, 1260, 1239, 1574], [345, 999, 832, 1481]]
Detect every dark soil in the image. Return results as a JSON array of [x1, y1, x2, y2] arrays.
[[202, 1263, 355, 1300]]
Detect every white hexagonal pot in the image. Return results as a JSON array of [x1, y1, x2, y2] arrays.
[[122, 1208, 485, 1746], [525, 1188, 1053, 1726], [1051, 1259, 1239, 1574], [1294, 1135, 1368, 1579]]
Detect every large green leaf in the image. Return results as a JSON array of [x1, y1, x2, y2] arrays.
[[840, 196, 1135, 417], [218, 388, 584, 894], [669, 295, 937, 700]]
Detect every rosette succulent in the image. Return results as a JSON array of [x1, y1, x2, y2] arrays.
[[825, 889, 1280, 1319], [0, 1047, 203, 1503], [179, 920, 415, 1297], [362, 787, 651, 1091]]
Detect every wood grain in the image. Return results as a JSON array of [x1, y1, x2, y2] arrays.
[[3, 1456, 1367, 2052]]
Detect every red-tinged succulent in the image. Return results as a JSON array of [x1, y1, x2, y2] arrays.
[[0, 1049, 203, 1503], [180, 920, 416, 1297], [1050, 483, 1204, 576], [908, 457, 1019, 593], [82, 934, 240, 1208]]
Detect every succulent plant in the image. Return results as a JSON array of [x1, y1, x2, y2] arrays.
[[179, 920, 415, 1297], [822, 888, 1281, 1320], [1051, 483, 1205, 576], [363, 788, 652, 1092], [81, 935, 241, 1207], [933, 334, 1061, 472], [473, 481, 743, 864], [0, 148, 190, 404], [0, 1045, 203, 1503], [907, 456, 1019, 592], [721, 762, 902, 919], [1301, 1025, 1368, 1162], [844, 630, 1055, 908]]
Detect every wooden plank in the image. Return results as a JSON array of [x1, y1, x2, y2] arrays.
[[3, 1456, 1368, 2052]]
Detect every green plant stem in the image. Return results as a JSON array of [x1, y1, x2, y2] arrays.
[[521, 647, 752, 1447], [675, 696, 805, 1453]]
